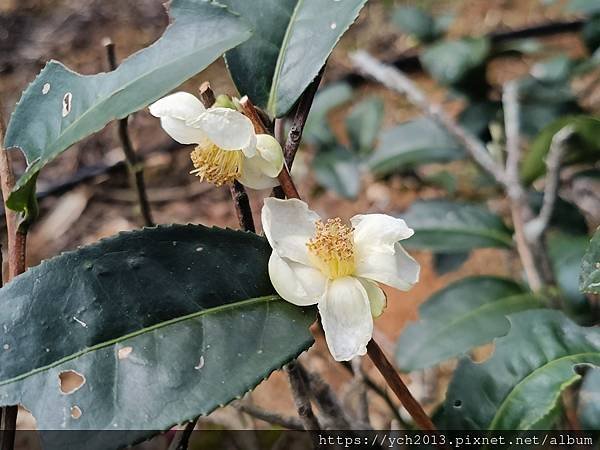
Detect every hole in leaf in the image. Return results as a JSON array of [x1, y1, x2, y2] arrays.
[[118, 346, 133, 360], [70, 406, 82, 419], [59, 370, 85, 395], [453, 400, 462, 408], [62, 92, 73, 117]]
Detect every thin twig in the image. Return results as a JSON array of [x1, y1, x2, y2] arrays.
[[350, 51, 507, 187], [525, 125, 574, 242], [283, 68, 324, 168], [501, 82, 546, 291], [235, 403, 303, 430], [198, 86, 255, 231], [298, 364, 352, 429], [0, 101, 22, 450], [351, 357, 370, 426], [366, 341, 436, 432], [105, 39, 154, 227], [285, 361, 321, 431], [239, 96, 302, 201], [198, 81, 216, 107], [502, 81, 522, 199], [228, 181, 255, 232]]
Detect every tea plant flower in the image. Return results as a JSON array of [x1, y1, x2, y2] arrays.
[[149, 92, 283, 189], [261, 198, 420, 361]]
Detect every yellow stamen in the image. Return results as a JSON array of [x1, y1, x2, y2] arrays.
[[190, 143, 243, 186], [307, 218, 356, 279]]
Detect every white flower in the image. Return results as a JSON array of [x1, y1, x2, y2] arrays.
[[149, 92, 283, 189], [261, 198, 420, 361]]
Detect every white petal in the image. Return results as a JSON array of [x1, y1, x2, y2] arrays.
[[157, 116, 206, 145], [149, 92, 206, 121], [261, 198, 319, 265], [241, 133, 258, 158], [355, 242, 420, 291], [255, 134, 284, 177], [351, 214, 414, 254], [268, 252, 326, 306], [238, 155, 279, 190], [188, 107, 256, 151], [318, 277, 373, 361], [359, 278, 387, 318]]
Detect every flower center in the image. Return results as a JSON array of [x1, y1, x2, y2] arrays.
[[307, 218, 356, 279], [190, 143, 244, 186]]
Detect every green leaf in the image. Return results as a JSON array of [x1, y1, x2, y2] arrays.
[[432, 252, 469, 275], [367, 118, 464, 175], [444, 310, 600, 430], [458, 101, 501, 138], [579, 368, 600, 430], [313, 146, 361, 199], [530, 55, 575, 83], [303, 82, 353, 145], [582, 15, 600, 53], [391, 6, 443, 43], [567, 0, 600, 15], [221, 0, 367, 117], [0, 225, 314, 448], [396, 277, 541, 371], [400, 199, 513, 252], [548, 233, 594, 321], [421, 38, 490, 87], [345, 97, 384, 155], [521, 116, 600, 184], [4, 0, 252, 219], [580, 227, 600, 294]]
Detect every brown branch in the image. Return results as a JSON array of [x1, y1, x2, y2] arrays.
[[105, 39, 154, 227], [239, 96, 301, 200], [366, 340, 437, 432], [198, 82, 216, 107], [351, 51, 507, 187], [283, 69, 324, 168], [0, 101, 22, 450], [229, 180, 255, 233], [235, 403, 303, 430], [199, 87, 255, 232]]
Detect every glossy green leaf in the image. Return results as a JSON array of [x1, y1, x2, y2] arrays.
[[346, 97, 384, 155], [396, 277, 541, 371], [444, 310, 600, 430], [400, 199, 513, 252], [579, 368, 600, 430], [4, 0, 252, 219], [580, 227, 600, 294], [521, 116, 600, 184], [0, 225, 314, 448], [367, 118, 464, 175], [530, 55, 575, 83], [313, 146, 361, 199], [222, 0, 367, 117], [421, 38, 490, 87], [303, 82, 353, 145], [582, 15, 600, 52]]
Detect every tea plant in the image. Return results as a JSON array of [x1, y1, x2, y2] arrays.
[[0, 0, 598, 449]]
